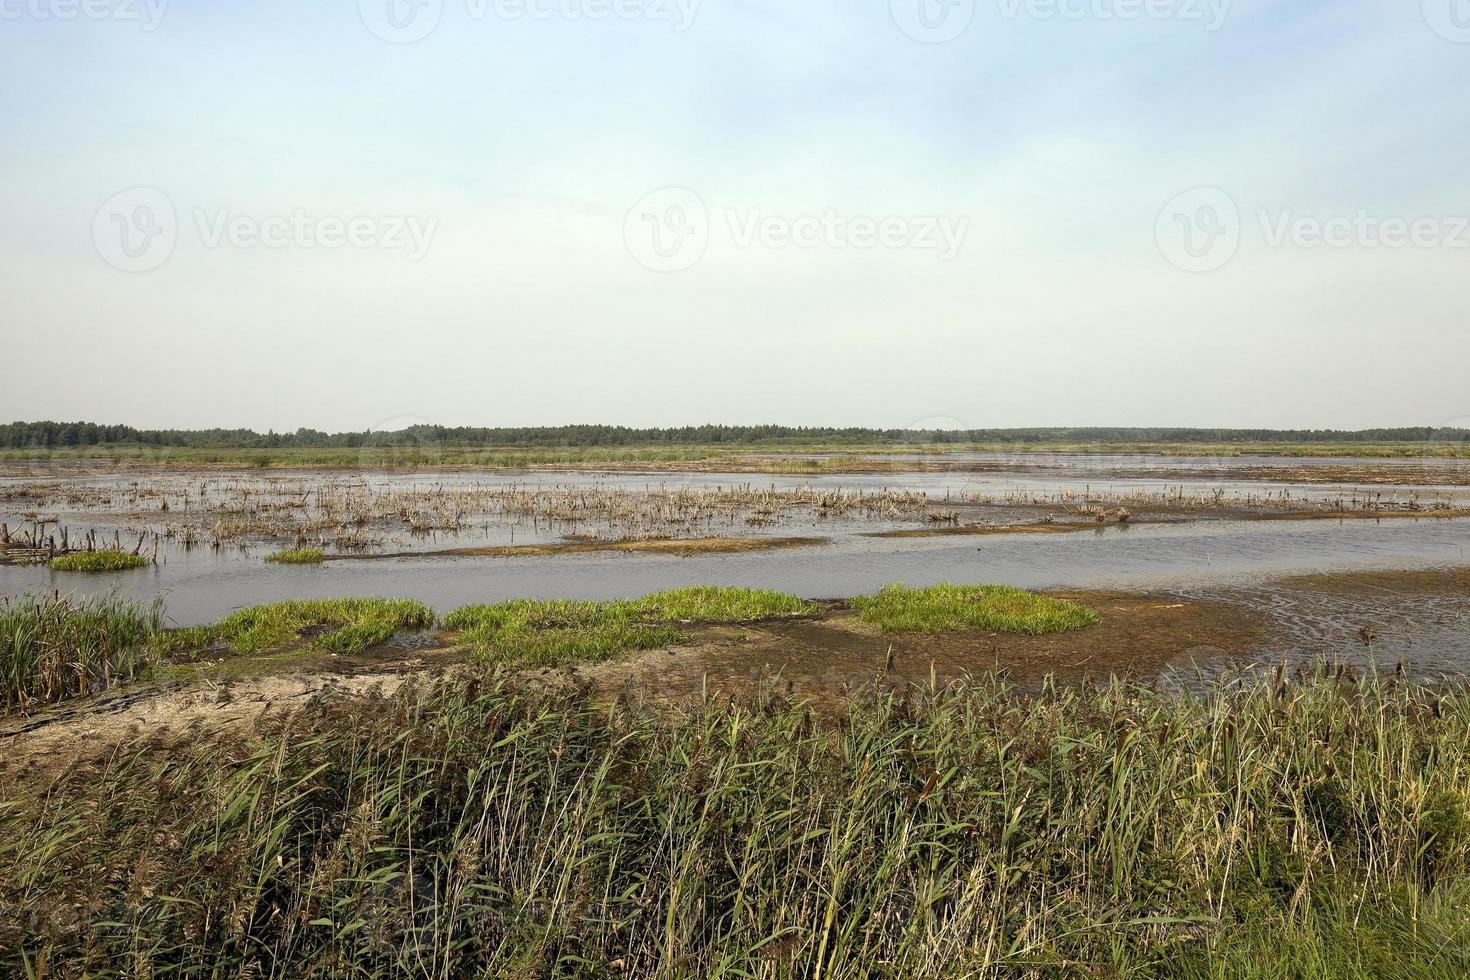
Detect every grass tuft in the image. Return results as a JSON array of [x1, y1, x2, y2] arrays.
[[167, 598, 435, 658], [48, 550, 150, 573], [1, 592, 163, 712], [853, 583, 1101, 635], [264, 548, 325, 564]]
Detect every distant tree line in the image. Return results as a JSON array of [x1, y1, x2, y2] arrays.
[[2, 420, 1467, 450]]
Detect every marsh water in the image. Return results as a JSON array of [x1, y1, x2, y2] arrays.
[[3, 460, 1468, 676]]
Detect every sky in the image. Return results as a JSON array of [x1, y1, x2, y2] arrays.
[[2, 0, 1468, 433]]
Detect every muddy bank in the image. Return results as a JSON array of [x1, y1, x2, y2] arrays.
[[1276, 565, 1470, 597], [532, 457, 1470, 487], [5, 567, 1465, 781], [0, 589, 1265, 779], [866, 509, 1470, 540], [584, 592, 1266, 709], [325, 536, 826, 561]]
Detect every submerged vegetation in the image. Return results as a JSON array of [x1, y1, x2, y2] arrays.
[[4, 669, 1470, 975], [264, 547, 325, 564], [47, 550, 150, 573], [167, 598, 435, 658], [1, 592, 162, 713], [446, 587, 815, 668], [853, 583, 1102, 635]]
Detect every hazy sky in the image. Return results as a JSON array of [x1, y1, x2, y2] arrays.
[[2, 0, 1468, 432]]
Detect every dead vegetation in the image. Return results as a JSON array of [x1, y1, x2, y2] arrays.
[[1, 471, 1465, 565]]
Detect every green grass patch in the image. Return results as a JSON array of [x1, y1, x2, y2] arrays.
[[166, 598, 435, 658], [853, 583, 1101, 635], [48, 550, 150, 573], [626, 586, 815, 622], [1, 592, 163, 712], [445, 600, 681, 668], [263, 548, 324, 565], [446, 586, 814, 667]]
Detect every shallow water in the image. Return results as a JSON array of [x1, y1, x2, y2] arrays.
[[4, 465, 1469, 679], [4, 512, 1466, 627]]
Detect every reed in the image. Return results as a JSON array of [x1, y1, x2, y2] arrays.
[[0, 591, 163, 713], [3, 668, 1468, 975]]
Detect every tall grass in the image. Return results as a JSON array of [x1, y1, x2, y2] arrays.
[[0, 592, 163, 712], [445, 587, 814, 667], [4, 668, 1469, 975], [853, 583, 1102, 635]]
